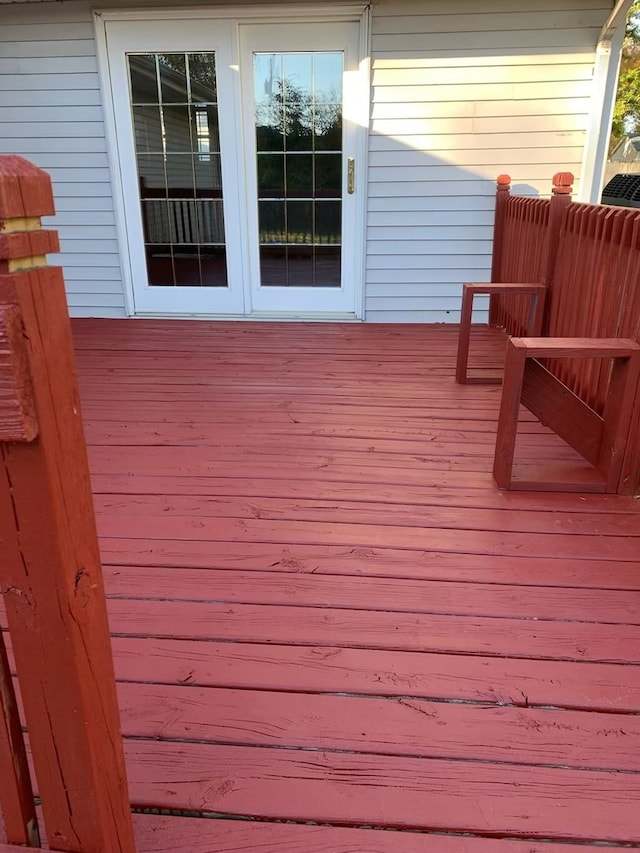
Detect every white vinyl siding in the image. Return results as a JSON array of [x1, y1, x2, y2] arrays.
[[366, 0, 610, 322], [0, 0, 613, 321], [0, 8, 126, 317]]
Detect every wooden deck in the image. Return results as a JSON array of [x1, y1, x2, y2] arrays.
[[3, 318, 640, 851]]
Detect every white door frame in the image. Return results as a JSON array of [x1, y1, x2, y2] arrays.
[[95, 5, 370, 319], [239, 21, 366, 316]]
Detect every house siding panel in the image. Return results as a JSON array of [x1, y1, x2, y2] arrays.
[[365, 0, 610, 322], [0, 5, 126, 317], [0, 0, 612, 321]]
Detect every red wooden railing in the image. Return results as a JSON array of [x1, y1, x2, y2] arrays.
[[489, 173, 572, 335], [488, 174, 640, 495], [545, 204, 640, 407], [0, 156, 136, 851]]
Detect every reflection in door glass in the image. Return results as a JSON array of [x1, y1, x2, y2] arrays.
[[127, 53, 228, 287], [254, 52, 343, 287]]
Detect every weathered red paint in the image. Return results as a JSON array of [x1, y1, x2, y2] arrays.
[[0, 156, 136, 851], [0, 317, 637, 849]]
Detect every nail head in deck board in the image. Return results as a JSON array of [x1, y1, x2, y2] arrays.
[[123, 740, 640, 843]]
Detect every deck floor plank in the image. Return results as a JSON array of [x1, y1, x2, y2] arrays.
[[128, 815, 640, 853], [3, 319, 640, 850], [117, 683, 640, 772], [98, 537, 640, 588], [5, 631, 640, 713], [102, 598, 640, 662], [123, 740, 640, 843], [101, 565, 640, 623], [6, 818, 638, 853], [93, 493, 640, 536]]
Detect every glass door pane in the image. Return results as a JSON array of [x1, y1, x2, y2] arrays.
[[253, 51, 343, 288], [128, 52, 228, 289]]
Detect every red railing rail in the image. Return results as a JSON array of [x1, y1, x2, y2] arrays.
[[0, 156, 136, 851], [487, 173, 640, 495]]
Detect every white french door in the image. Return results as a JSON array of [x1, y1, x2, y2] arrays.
[[240, 22, 362, 314], [102, 12, 367, 317], [105, 19, 245, 314]]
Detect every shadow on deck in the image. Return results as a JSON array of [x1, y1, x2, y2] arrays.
[[3, 318, 640, 851]]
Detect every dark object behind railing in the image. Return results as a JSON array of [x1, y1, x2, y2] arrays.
[[601, 173, 640, 209]]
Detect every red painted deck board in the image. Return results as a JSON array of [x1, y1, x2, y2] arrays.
[[89, 474, 640, 515], [101, 565, 640, 623], [96, 512, 638, 560], [3, 319, 639, 850], [108, 637, 640, 713], [5, 631, 640, 713], [102, 599, 640, 662], [127, 815, 640, 853], [123, 741, 640, 843], [117, 683, 640, 771], [98, 537, 640, 589], [94, 493, 640, 536], [5, 819, 637, 853], [89, 443, 586, 476]]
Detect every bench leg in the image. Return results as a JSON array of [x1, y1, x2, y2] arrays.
[[493, 340, 527, 488], [601, 350, 640, 493], [456, 284, 544, 384], [529, 290, 546, 337], [455, 285, 475, 383]]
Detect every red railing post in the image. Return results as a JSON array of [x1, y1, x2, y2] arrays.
[[490, 174, 511, 284], [0, 156, 136, 851], [488, 175, 511, 327], [541, 172, 573, 334]]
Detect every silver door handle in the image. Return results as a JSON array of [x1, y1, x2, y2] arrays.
[[347, 157, 355, 194]]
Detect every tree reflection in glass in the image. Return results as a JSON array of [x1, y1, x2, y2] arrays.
[[254, 52, 343, 287]]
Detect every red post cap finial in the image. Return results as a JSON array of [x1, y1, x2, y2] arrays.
[[497, 174, 511, 192], [552, 172, 574, 195], [0, 155, 55, 220]]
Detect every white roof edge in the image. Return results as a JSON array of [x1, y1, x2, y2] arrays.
[[600, 0, 636, 42]]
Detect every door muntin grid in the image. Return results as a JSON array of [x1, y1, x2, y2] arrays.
[[253, 51, 343, 288], [127, 52, 228, 288]]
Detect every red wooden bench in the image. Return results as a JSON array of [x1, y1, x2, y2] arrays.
[[456, 174, 640, 496]]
